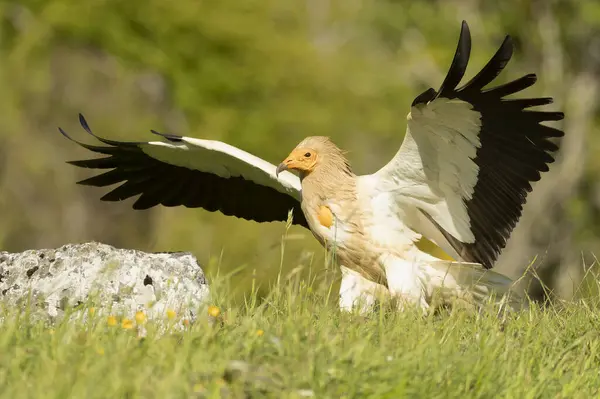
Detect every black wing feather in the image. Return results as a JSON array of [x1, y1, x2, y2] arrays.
[[68, 157, 121, 169], [436, 21, 472, 99], [459, 35, 513, 94], [60, 116, 309, 228], [415, 20, 565, 269]]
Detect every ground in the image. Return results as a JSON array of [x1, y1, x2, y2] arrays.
[[0, 278, 599, 399]]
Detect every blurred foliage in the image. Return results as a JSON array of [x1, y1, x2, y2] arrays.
[[0, 0, 598, 300]]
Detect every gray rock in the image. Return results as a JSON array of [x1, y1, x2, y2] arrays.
[[0, 242, 209, 326]]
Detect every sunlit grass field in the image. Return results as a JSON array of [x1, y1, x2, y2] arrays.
[[1, 269, 600, 399]]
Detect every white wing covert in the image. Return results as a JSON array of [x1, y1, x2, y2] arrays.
[[368, 21, 564, 269], [59, 114, 308, 228]]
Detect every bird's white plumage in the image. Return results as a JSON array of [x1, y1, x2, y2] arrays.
[[338, 266, 390, 313], [366, 97, 482, 247], [318, 201, 356, 247], [338, 249, 518, 315], [356, 176, 420, 250], [141, 137, 302, 199], [380, 252, 429, 309], [345, 97, 512, 313]]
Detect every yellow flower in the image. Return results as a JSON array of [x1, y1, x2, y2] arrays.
[[135, 311, 146, 324], [89, 307, 96, 316], [96, 347, 105, 356], [107, 315, 117, 327], [166, 309, 177, 320], [256, 329, 264, 337], [208, 305, 220, 318], [122, 319, 134, 329], [48, 329, 55, 335]]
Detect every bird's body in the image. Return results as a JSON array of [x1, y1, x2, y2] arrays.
[[285, 136, 516, 312], [286, 137, 388, 286], [59, 21, 564, 314]]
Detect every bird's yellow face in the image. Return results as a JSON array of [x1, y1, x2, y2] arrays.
[[276, 147, 318, 176]]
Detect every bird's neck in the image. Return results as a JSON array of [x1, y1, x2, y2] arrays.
[[300, 166, 357, 206]]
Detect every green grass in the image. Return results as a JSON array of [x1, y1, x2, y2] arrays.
[[1, 275, 600, 399]]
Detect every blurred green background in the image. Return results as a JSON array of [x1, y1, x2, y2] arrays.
[[0, 0, 598, 301]]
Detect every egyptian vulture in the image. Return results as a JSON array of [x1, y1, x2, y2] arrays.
[[59, 21, 564, 312]]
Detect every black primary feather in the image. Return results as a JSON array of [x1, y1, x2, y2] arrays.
[[150, 129, 183, 142], [412, 20, 565, 269]]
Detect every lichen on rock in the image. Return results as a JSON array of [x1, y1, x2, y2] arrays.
[[0, 242, 209, 326]]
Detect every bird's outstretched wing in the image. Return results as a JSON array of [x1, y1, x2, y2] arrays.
[[59, 114, 309, 228], [364, 21, 564, 269]]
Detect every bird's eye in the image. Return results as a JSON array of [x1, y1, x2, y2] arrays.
[[304, 152, 312, 158]]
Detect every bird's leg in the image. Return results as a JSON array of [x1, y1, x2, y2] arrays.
[[381, 255, 429, 312], [338, 266, 389, 315]]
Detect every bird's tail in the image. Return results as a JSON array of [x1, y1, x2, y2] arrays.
[[420, 260, 525, 311]]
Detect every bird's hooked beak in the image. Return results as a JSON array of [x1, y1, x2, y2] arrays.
[[276, 148, 317, 178], [276, 162, 288, 177], [276, 151, 299, 177]]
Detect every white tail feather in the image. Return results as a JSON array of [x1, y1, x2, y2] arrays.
[[338, 260, 525, 315], [420, 260, 524, 310]]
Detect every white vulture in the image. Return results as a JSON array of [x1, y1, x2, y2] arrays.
[[59, 21, 564, 313]]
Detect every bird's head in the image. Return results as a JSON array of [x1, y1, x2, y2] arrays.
[[276, 136, 351, 179]]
